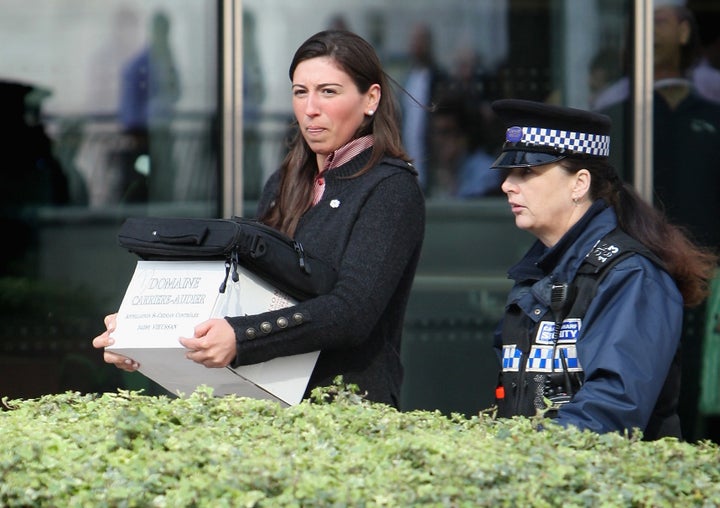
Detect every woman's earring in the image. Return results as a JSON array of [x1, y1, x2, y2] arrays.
[[367, 110, 374, 116]]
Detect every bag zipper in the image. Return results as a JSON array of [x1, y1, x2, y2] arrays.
[[219, 250, 240, 294], [293, 241, 311, 275]]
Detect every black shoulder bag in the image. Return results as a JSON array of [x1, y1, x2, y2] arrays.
[[117, 216, 337, 301]]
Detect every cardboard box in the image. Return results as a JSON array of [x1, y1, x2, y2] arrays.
[[107, 260, 318, 406]]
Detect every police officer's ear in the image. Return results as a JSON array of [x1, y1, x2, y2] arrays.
[[572, 168, 591, 201]]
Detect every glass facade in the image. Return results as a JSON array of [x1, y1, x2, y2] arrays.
[[1, 0, 718, 441], [0, 0, 219, 397]]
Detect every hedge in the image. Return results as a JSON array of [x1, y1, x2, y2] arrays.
[[2, 382, 719, 507]]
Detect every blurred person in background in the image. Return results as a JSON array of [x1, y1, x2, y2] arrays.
[[400, 22, 448, 191]]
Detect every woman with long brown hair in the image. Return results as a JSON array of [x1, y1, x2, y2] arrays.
[[94, 30, 425, 407]]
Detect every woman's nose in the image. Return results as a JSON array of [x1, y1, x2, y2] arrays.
[[304, 94, 320, 116], [501, 174, 514, 194]]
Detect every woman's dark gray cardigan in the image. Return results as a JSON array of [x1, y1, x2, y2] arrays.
[[227, 149, 426, 407]]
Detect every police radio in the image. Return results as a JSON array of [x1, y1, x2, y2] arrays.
[[547, 282, 576, 407]]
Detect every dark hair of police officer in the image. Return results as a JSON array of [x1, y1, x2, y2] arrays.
[[262, 29, 410, 236], [558, 155, 716, 307]]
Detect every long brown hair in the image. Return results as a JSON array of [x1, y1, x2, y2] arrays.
[[261, 29, 410, 236], [560, 158, 717, 307]]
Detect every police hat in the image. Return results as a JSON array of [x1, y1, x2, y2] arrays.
[[490, 99, 612, 169]]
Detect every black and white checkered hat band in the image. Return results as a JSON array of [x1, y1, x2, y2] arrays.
[[518, 126, 610, 157]]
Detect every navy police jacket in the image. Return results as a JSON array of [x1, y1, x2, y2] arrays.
[[494, 200, 683, 437]]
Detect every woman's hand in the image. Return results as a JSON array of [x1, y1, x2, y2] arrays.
[[91, 313, 140, 372], [179, 318, 237, 368]]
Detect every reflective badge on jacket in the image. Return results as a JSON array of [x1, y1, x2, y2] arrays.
[[502, 318, 584, 373], [502, 344, 582, 372], [502, 345, 523, 371], [536, 319, 582, 344]]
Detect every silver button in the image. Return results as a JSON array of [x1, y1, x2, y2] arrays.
[[533, 309, 542, 316], [276, 317, 288, 328], [260, 321, 272, 334], [292, 312, 304, 324], [245, 327, 257, 340]]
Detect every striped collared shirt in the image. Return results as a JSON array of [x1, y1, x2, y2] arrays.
[[313, 135, 374, 205]]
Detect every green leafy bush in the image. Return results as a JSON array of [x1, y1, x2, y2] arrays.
[[2, 382, 719, 507]]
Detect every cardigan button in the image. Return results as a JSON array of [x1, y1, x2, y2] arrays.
[[276, 316, 289, 328], [292, 312, 304, 324], [245, 327, 258, 340], [260, 321, 273, 334]]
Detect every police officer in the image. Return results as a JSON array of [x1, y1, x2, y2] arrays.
[[490, 99, 717, 439]]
